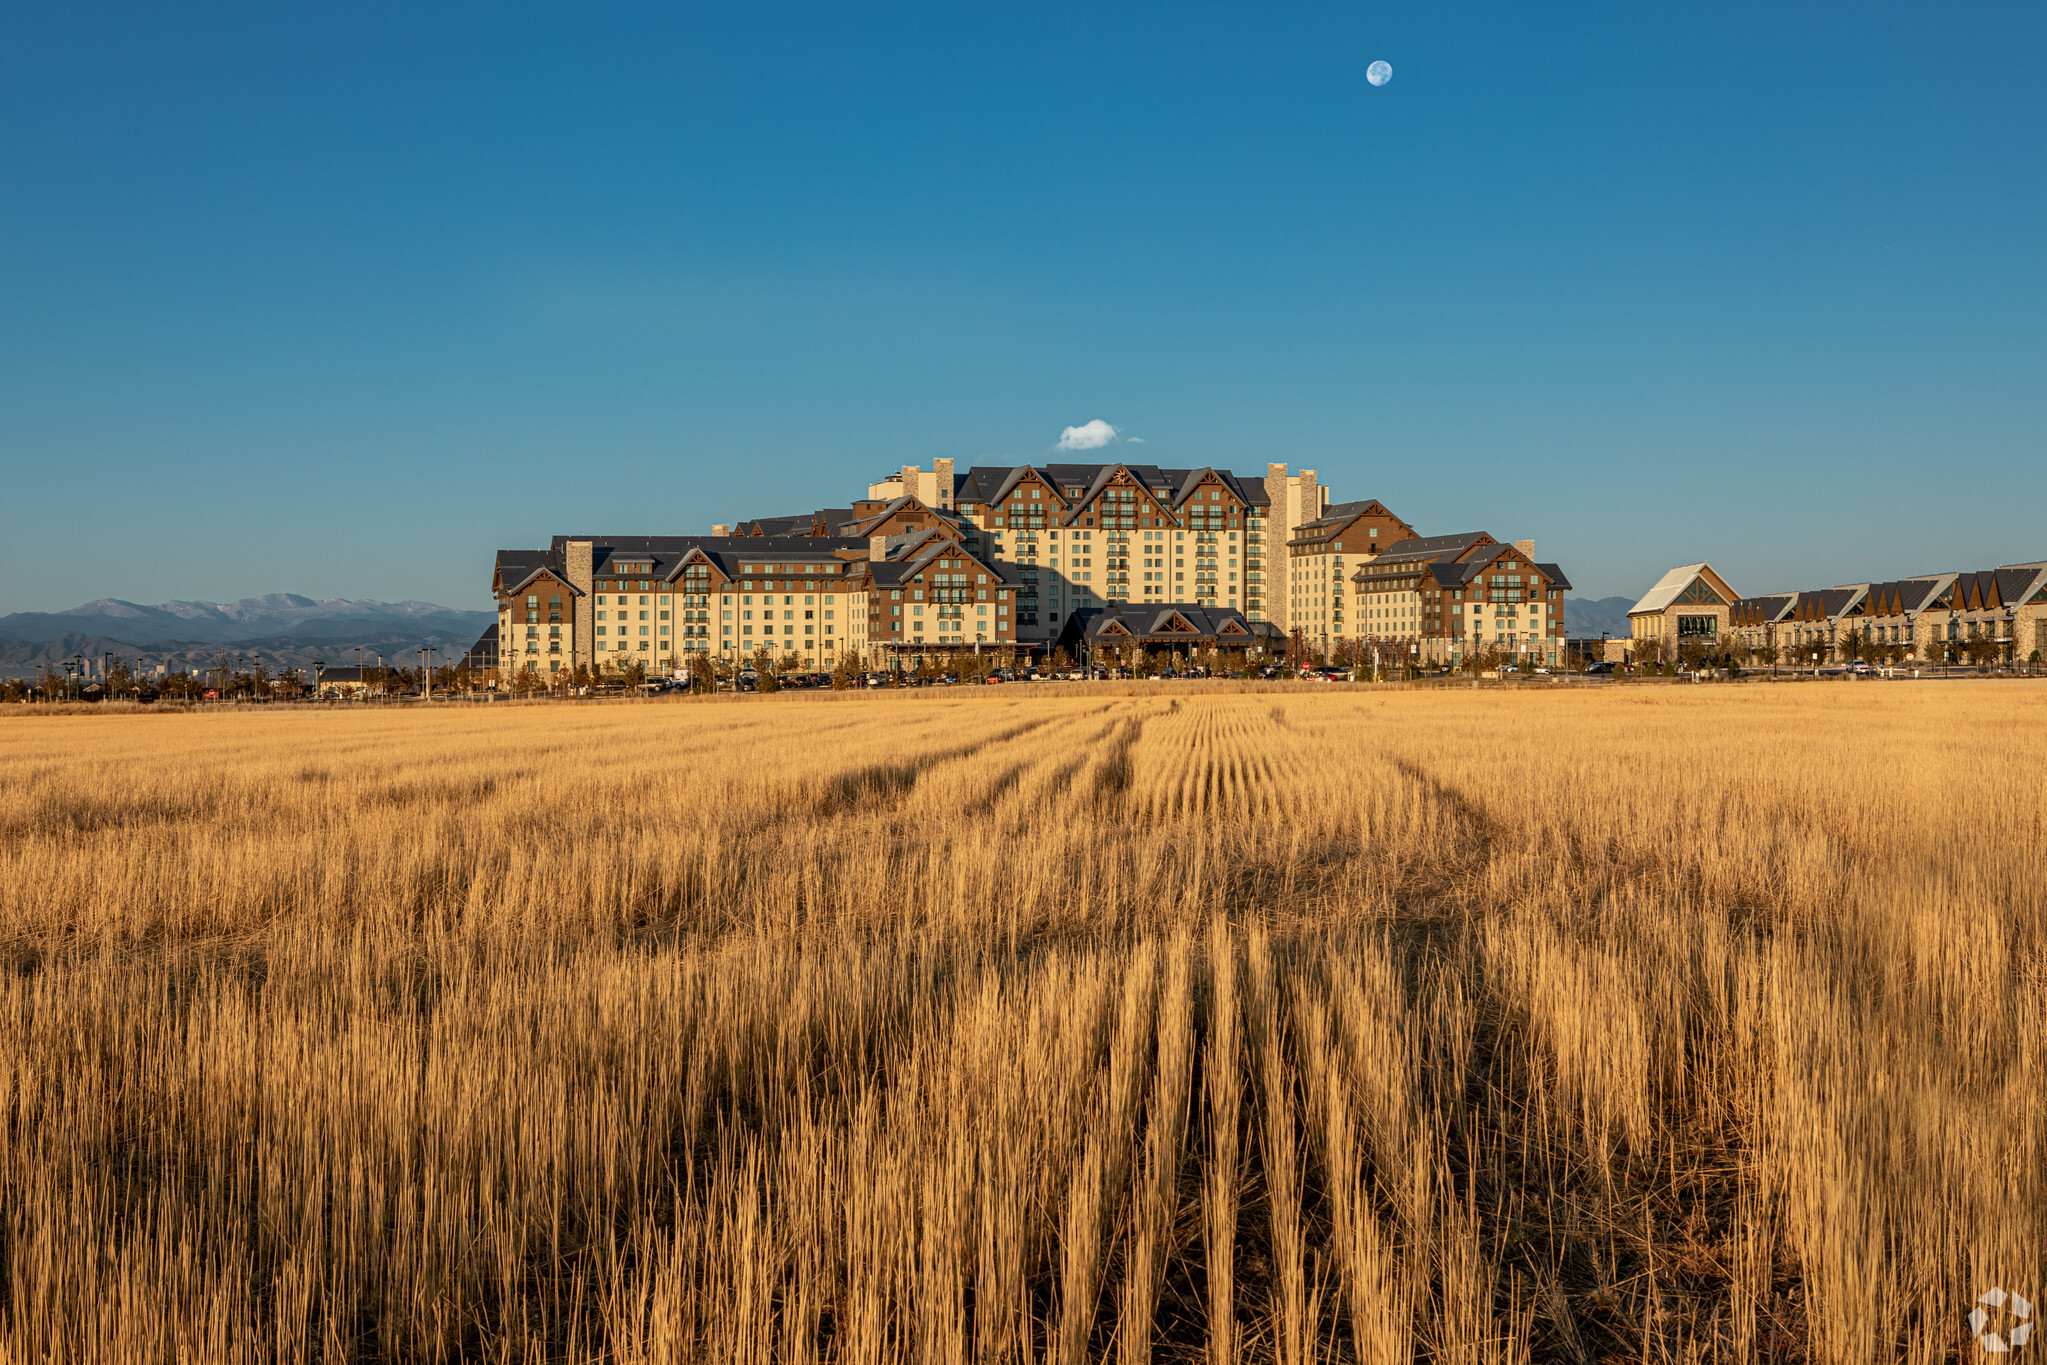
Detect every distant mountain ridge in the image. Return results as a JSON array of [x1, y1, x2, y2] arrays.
[[1562, 596, 1634, 641], [0, 595, 495, 679], [0, 594, 493, 648]]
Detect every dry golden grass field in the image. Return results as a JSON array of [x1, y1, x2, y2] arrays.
[[2, 684, 2042, 1363]]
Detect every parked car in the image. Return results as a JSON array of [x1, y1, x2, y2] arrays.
[[1585, 661, 1616, 675]]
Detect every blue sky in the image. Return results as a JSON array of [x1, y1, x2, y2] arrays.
[[3, 1, 2042, 610]]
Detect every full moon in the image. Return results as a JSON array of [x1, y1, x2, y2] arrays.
[[1367, 60, 1392, 86]]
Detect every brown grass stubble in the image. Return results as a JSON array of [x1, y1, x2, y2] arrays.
[[0, 684, 2041, 1362]]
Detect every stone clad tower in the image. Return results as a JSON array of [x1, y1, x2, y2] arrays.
[[566, 539, 594, 671], [1264, 465, 1325, 635]]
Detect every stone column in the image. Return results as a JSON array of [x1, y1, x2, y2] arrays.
[[1266, 463, 1289, 631], [566, 539, 594, 673]]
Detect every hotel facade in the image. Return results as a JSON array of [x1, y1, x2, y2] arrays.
[[489, 458, 1569, 674]]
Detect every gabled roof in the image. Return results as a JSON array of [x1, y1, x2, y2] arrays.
[[1784, 585, 1868, 622], [1853, 576, 1951, 618], [1289, 499, 1409, 546], [1933, 566, 2046, 612], [1450, 539, 1554, 578], [1628, 563, 1738, 616], [864, 538, 1019, 589], [2004, 562, 2047, 605], [1053, 601, 1260, 649], [1297, 498, 1389, 530], [740, 508, 857, 537], [497, 535, 867, 590], [1729, 594, 1797, 627], [981, 465, 1062, 511], [839, 496, 967, 538], [951, 462, 1273, 522], [504, 564, 585, 597], [1161, 465, 1258, 509], [1535, 563, 1572, 592], [1375, 532, 1495, 561], [493, 549, 558, 593]]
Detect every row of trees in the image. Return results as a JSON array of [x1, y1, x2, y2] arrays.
[[1283, 633, 1543, 680], [494, 641, 1286, 696], [2, 655, 499, 704]]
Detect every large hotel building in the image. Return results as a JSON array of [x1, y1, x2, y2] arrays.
[[489, 458, 1569, 673]]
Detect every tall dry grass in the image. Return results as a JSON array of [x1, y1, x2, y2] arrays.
[[1, 684, 2042, 1361]]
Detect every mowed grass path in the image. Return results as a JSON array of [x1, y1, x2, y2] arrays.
[[2, 685, 2041, 1363]]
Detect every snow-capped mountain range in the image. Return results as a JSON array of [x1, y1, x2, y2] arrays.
[[0, 595, 496, 678], [0, 594, 493, 647]]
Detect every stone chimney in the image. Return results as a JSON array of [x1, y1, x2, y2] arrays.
[[565, 539, 594, 671], [901, 465, 920, 504], [870, 534, 890, 562], [711, 523, 731, 537], [934, 457, 954, 509], [1515, 539, 1535, 558]]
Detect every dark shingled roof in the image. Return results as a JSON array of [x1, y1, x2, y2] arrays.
[[1854, 578, 1948, 618], [862, 533, 1019, 589], [948, 462, 1271, 523], [1371, 532, 1495, 561], [737, 509, 858, 537], [1361, 538, 1568, 595], [839, 497, 969, 538], [1729, 594, 1797, 627], [1053, 601, 1265, 652]]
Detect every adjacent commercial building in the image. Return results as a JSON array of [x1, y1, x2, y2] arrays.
[[1627, 559, 2047, 663]]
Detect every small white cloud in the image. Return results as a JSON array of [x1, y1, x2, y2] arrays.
[[1056, 419, 1120, 451], [1125, 436, 1145, 443]]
